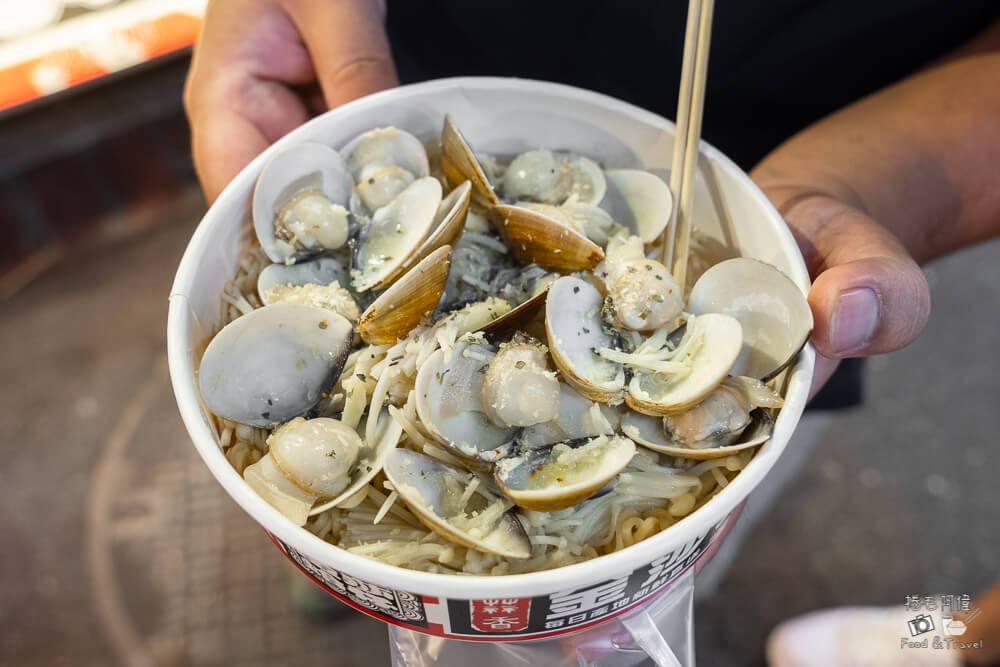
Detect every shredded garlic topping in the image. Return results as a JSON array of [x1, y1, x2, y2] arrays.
[[596, 315, 704, 377]]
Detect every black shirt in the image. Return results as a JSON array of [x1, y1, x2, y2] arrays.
[[386, 0, 999, 407]]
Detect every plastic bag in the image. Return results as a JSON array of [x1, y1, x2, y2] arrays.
[[387, 569, 695, 667]]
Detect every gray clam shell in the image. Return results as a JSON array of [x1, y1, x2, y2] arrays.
[[198, 303, 353, 427], [257, 257, 348, 302]]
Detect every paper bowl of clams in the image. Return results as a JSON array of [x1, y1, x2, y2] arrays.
[[167, 77, 815, 641]]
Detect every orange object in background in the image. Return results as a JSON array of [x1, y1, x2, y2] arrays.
[[0, 1, 204, 113]]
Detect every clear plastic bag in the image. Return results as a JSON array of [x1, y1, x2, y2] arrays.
[[387, 569, 695, 667]]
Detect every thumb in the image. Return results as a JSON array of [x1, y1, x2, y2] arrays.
[[772, 191, 932, 359], [287, 0, 399, 110]]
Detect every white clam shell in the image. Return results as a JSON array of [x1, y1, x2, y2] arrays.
[[352, 177, 442, 292], [341, 126, 430, 185], [626, 313, 743, 415], [687, 258, 813, 380], [252, 143, 354, 264], [600, 169, 673, 243]]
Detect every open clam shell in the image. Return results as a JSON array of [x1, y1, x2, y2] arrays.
[[545, 276, 625, 403], [501, 150, 606, 206], [687, 258, 813, 381], [308, 409, 404, 515], [565, 156, 607, 206], [621, 408, 774, 460], [414, 341, 517, 465], [489, 204, 605, 272], [243, 451, 319, 526], [478, 287, 549, 340], [341, 127, 430, 182], [342, 126, 431, 215], [494, 435, 636, 511], [352, 177, 442, 292], [384, 180, 471, 285], [268, 417, 363, 498], [358, 245, 452, 345], [600, 169, 674, 243], [253, 143, 354, 264], [384, 449, 531, 559], [517, 381, 617, 449], [257, 257, 348, 304], [198, 303, 353, 427], [625, 313, 744, 416], [440, 114, 500, 207]]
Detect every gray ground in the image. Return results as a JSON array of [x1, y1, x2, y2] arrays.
[[0, 185, 997, 667]]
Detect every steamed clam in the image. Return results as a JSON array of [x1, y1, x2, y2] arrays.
[[342, 126, 430, 213], [621, 377, 783, 459], [268, 416, 364, 497], [501, 149, 606, 206], [351, 177, 443, 292], [545, 275, 626, 403], [489, 204, 605, 272], [198, 303, 353, 427], [494, 435, 635, 511], [688, 258, 814, 380], [414, 341, 517, 464], [257, 256, 347, 299], [384, 448, 531, 558], [601, 169, 674, 242], [201, 116, 813, 568], [481, 334, 560, 428], [440, 114, 500, 207], [253, 143, 354, 264], [243, 410, 403, 525], [358, 245, 452, 344], [622, 312, 745, 415]]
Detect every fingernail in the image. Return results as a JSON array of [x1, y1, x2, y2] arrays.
[[830, 288, 880, 355]]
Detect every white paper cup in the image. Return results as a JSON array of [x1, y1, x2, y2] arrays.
[[167, 77, 814, 641]]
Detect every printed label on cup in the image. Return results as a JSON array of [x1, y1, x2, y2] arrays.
[[272, 516, 723, 641]]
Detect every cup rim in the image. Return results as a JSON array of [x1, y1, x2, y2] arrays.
[[167, 76, 815, 599]]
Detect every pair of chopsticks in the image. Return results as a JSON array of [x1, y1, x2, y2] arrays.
[[662, 0, 715, 294]]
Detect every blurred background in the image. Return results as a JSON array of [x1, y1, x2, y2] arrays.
[[0, 1, 997, 666]]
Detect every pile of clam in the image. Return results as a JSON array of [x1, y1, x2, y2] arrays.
[[197, 117, 812, 560]]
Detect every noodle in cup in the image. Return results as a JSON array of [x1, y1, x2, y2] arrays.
[[168, 78, 814, 641]]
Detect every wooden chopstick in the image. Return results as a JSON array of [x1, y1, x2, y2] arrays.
[[663, 0, 715, 295], [663, 0, 702, 270]]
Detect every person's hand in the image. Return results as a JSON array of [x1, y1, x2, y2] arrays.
[[750, 177, 932, 398], [184, 0, 398, 202]]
